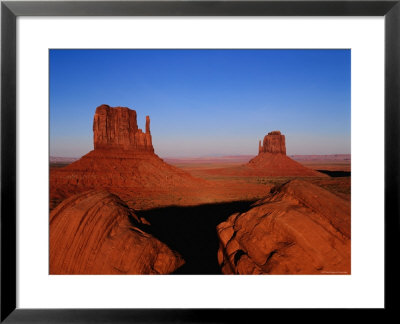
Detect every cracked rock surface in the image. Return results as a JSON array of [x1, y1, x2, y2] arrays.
[[217, 179, 350, 274], [50, 190, 184, 274]]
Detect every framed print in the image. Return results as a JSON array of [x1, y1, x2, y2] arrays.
[[1, 0, 399, 322]]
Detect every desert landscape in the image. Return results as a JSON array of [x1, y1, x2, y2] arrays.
[[50, 104, 350, 275], [49, 49, 350, 275]]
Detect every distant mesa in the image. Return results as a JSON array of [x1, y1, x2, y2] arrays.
[[217, 179, 350, 274], [50, 190, 184, 274], [93, 104, 154, 152]]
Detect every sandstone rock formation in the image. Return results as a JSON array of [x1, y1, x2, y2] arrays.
[[93, 105, 153, 152], [217, 179, 350, 274], [258, 131, 286, 154], [247, 131, 324, 177], [50, 105, 205, 210], [50, 190, 184, 274]]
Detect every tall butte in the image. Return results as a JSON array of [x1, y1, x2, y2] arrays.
[[93, 105, 154, 152], [50, 105, 202, 209], [247, 130, 325, 176]]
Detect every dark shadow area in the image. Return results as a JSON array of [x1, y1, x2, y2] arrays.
[[136, 200, 256, 274], [317, 170, 351, 177]]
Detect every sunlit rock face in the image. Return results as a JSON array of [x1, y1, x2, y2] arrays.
[[50, 190, 185, 274], [217, 180, 351, 275], [258, 130, 286, 155], [248, 131, 323, 177], [93, 104, 153, 152], [50, 104, 204, 211]]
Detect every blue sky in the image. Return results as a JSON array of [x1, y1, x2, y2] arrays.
[[50, 49, 350, 158]]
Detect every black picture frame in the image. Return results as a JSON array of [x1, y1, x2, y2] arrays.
[[1, 0, 399, 322]]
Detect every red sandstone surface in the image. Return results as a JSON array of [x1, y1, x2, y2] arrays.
[[246, 152, 325, 176], [50, 106, 351, 275], [50, 190, 184, 274], [259, 130, 286, 154], [93, 105, 153, 152], [248, 131, 324, 176], [217, 179, 350, 274], [50, 148, 205, 208]]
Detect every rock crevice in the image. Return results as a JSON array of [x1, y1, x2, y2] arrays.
[[216, 180, 351, 274]]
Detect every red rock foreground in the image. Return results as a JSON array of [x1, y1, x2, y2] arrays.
[[217, 179, 350, 274], [50, 190, 184, 274]]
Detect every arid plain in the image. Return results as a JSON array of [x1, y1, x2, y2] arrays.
[[50, 105, 350, 275]]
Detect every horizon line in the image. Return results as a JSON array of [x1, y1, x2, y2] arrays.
[[50, 153, 352, 159]]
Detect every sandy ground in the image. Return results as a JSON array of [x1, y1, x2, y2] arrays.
[[165, 158, 351, 202], [50, 157, 351, 209], [50, 157, 351, 274]]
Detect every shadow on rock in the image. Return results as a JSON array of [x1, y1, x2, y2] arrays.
[[136, 200, 257, 274]]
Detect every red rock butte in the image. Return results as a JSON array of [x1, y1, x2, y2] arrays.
[[50, 105, 205, 210], [93, 105, 154, 152], [246, 131, 325, 177], [258, 131, 286, 155]]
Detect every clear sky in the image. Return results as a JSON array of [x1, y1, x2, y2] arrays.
[[50, 49, 350, 158]]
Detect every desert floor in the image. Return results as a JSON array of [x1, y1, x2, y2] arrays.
[[165, 158, 350, 274], [51, 157, 350, 274]]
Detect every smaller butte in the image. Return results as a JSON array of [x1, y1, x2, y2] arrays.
[[247, 131, 326, 177], [258, 130, 286, 155]]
